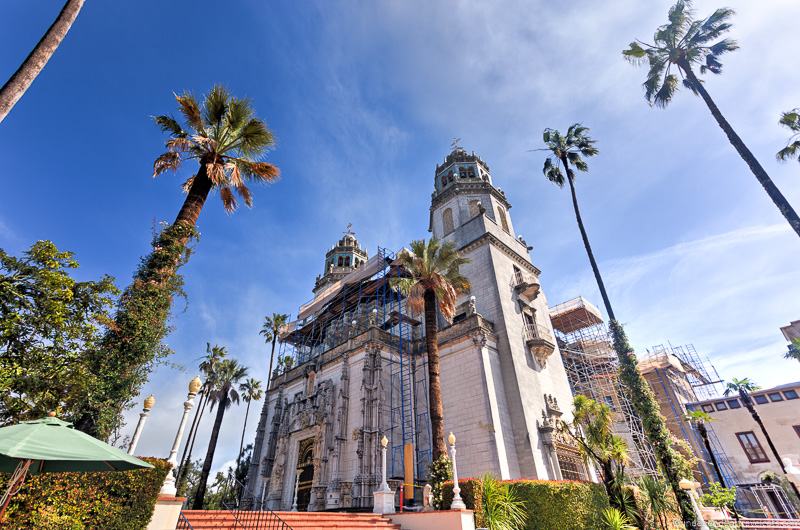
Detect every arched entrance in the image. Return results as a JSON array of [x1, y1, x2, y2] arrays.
[[295, 438, 314, 511]]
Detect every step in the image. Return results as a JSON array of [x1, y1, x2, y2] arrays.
[[181, 510, 401, 530]]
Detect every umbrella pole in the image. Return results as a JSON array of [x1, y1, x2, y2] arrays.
[[0, 459, 32, 521]]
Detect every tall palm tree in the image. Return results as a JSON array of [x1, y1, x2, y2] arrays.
[[244, 313, 289, 506], [394, 239, 469, 463], [236, 378, 263, 470], [192, 358, 248, 509], [777, 109, 800, 164], [724, 378, 800, 499], [0, 0, 84, 123], [623, 1, 800, 238], [176, 343, 227, 487], [686, 410, 726, 487], [153, 85, 280, 231], [539, 124, 696, 526]]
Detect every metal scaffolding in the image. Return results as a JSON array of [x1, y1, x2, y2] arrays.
[[549, 297, 659, 476], [276, 247, 432, 484]]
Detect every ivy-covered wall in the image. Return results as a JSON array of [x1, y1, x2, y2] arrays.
[[0, 457, 170, 529]]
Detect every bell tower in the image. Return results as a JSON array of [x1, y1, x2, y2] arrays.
[[313, 225, 368, 295], [431, 144, 576, 480]]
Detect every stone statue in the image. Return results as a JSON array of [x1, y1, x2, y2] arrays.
[[422, 483, 434, 512]]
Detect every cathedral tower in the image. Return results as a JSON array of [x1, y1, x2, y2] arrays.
[[430, 145, 577, 480], [313, 225, 368, 295]]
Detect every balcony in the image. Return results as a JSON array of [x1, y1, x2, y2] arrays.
[[523, 324, 556, 366], [513, 270, 541, 302]]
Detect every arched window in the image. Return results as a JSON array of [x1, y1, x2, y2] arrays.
[[443, 208, 454, 234], [468, 200, 481, 218], [337, 256, 344, 266], [497, 206, 510, 233], [344, 256, 351, 267]]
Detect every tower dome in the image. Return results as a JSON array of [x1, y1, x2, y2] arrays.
[[433, 142, 493, 198], [313, 225, 369, 294]]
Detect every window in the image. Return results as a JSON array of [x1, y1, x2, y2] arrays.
[[344, 256, 351, 267], [736, 431, 770, 463], [753, 395, 769, 405], [458, 165, 476, 179], [337, 256, 344, 266], [513, 265, 524, 285], [497, 206, 510, 233], [468, 200, 481, 217], [702, 404, 715, 413], [603, 395, 616, 411], [442, 208, 455, 234], [768, 392, 783, 402], [784, 389, 799, 400], [522, 311, 536, 331], [727, 399, 741, 409], [714, 401, 728, 411], [557, 452, 587, 481]]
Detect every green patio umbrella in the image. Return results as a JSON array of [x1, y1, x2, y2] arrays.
[[0, 414, 153, 519]]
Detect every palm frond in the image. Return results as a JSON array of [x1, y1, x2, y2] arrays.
[[181, 175, 196, 193], [238, 160, 280, 182], [653, 73, 678, 108], [153, 151, 182, 177], [203, 85, 230, 128], [220, 186, 237, 213], [154, 115, 185, 137], [175, 92, 203, 132]]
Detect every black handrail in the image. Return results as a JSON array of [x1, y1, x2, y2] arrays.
[[176, 512, 195, 530], [221, 501, 294, 530]]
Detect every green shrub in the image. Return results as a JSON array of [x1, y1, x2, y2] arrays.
[[0, 457, 170, 529], [443, 478, 609, 530]]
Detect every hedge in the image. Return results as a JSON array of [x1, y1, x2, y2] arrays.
[[442, 478, 609, 530], [0, 457, 170, 529]]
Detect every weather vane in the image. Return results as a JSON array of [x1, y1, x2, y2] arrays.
[[451, 137, 462, 150], [345, 222, 354, 236]]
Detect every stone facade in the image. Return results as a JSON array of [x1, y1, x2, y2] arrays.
[[244, 147, 578, 510]]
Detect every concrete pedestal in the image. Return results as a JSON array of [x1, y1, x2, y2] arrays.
[[146, 495, 185, 530], [389, 509, 475, 530], [373, 490, 396, 515]]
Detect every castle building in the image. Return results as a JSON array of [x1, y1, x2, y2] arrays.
[[243, 147, 579, 511]]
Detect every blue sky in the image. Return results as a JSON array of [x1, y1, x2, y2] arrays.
[[1, 0, 799, 477]]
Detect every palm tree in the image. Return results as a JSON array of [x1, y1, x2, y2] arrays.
[[686, 410, 726, 487], [153, 85, 280, 231], [0, 0, 85, 123], [244, 313, 289, 506], [394, 239, 470, 463], [638, 475, 676, 530], [777, 109, 800, 164], [786, 339, 800, 363], [623, 1, 800, 238], [539, 124, 696, 526], [724, 378, 800, 499], [236, 378, 263, 470], [176, 343, 227, 487], [563, 395, 629, 512], [192, 358, 248, 509]]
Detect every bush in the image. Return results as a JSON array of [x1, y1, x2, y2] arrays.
[[0, 457, 170, 529], [443, 478, 609, 530]]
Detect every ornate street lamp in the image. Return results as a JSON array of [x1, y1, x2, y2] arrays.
[[127, 395, 155, 455], [449, 432, 466, 510], [159, 377, 202, 496]]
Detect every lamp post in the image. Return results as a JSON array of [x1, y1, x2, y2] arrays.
[[127, 395, 155, 455], [448, 432, 466, 511], [159, 377, 202, 496], [291, 469, 301, 511], [679, 479, 709, 530], [373, 435, 395, 514]]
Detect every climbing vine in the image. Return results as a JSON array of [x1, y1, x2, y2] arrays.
[[610, 320, 696, 527], [429, 454, 453, 510], [74, 222, 197, 438]]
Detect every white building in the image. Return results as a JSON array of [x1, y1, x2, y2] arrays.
[[242, 147, 580, 511], [687, 382, 800, 519]]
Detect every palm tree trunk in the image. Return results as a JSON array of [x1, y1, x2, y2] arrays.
[[193, 395, 228, 509], [244, 336, 278, 507], [177, 392, 207, 489], [558, 156, 697, 525], [742, 392, 800, 499], [237, 400, 251, 470], [424, 289, 447, 462], [680, 60, 800, 239], [174, 165, 213, 229], [0, 0, 84, 123], [698, 423, 726, 487]]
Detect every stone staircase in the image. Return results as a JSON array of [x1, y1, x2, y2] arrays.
[[181, 510, 402, 530]]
